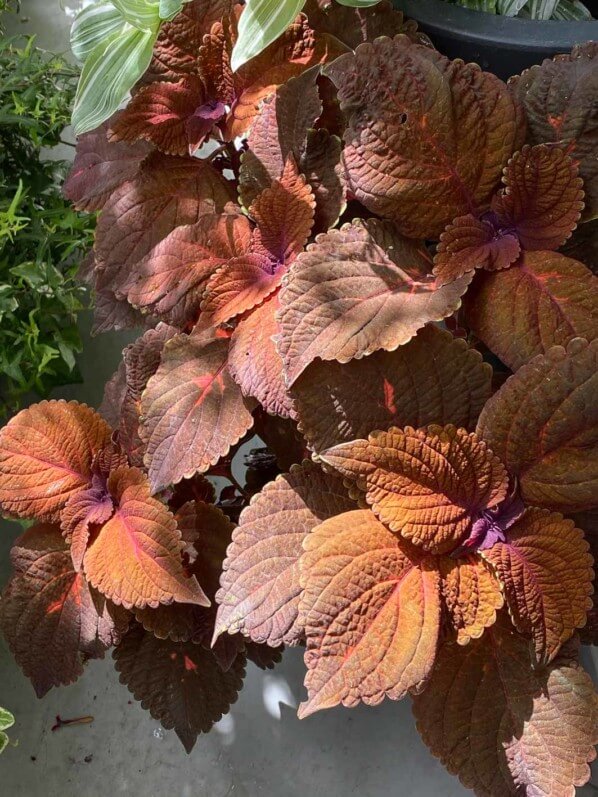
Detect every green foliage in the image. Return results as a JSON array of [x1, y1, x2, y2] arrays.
[[0, 706, 15, 754], [447, 0, 592, 18], [0, 34, 94, 418]]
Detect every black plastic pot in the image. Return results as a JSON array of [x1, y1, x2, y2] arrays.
[[392, 0, 598, 79]]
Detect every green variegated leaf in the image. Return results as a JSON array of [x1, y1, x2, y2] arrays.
[[71, 2, 126, 63], [528, 0, 559, 17], [454, 0, 497, 9], [159, 0, 184, 19], [231, 0, 305, 72], [552, 0, 593, 19], [497, 0, 527, 14], [0, 708, 14, 733], [111, 0, 161, 30], [72, 25, 156, 135], [335, 0, 384, 6], [0, 733, 8, 754]]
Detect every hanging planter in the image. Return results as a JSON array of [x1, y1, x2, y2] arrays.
[[393, 0, 598, 77]]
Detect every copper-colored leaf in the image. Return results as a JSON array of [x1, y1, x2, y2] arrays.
[[214, 460, 354, 647], [413, 620, 598, 797], [439, 555, 503, 646], [277, 219, 471, 385], [509, 42, 598, 220], [114, 622, 245, 753], [298, 509, 440, 717], [63, 116, 152, 212], [94, 153, 234, 297], [135, 501, 238, 647], [0, 525, 127, 697], [0, 401, 111, 522], [108, 76, 220, 157], [250, 156, 315, 264], [484, 507, 593, 664], [492, 144, 585, 250], [228, 294, 294, 419], [325, 36, 521, 238], [477, 338, 598, 513], [300, 127, 345, 234], [292, 324, 492, 452], [83, 467, 209, 610], [464, 251, 598, 372], [322, 425, 509, 555], [122, 211, 253, 326], [140, 331, 255, 492], [91, 287, 148, 336], [304, 0, 426, 51], [433, 214, 521, 286], [61, 486, 114, 572]]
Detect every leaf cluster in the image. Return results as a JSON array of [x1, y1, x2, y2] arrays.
[[0, 35, 95, 416], [1, 2, 597, 793]]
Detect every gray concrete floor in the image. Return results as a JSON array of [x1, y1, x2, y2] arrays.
[[1, 3, 597, 795]]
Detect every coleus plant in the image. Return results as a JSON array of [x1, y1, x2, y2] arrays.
[[1, 0, 597, 793]]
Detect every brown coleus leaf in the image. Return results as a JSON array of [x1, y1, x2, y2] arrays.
[[321, 425, 509, 555], [91, 286, 150, 336], [463, 251, 598, 372], [123, 210, 252, 327], [214, 460, 354, 647], [438, 555, 503, 646], [140, 331, 256, 493], [228, 293, 294, 419], [0, 524, 128, 697], [562, 218, 598, 275], [119, 323, 178, 466], [244, 641, 283, 670], [134, 502, 241, 654], [61, 485, 114, 572], [148, 0, 235, 81], [292, 324, 492, 453], [573, 510, 598, 645], [63, 115, 152, 212], [298, 509, 440, 717], [413, 620, 598, 797], [0, 401, 111, 522], [83, 466, 209, 610], [477, 337, 598, 513], [249, 156, 316, 265], [93, 152, 234, 299], [433, 145, 585, 286], [304, 0, 427, 51], [113, 622, 245, 753], [325, 36, 522, 238], [277, 219, 471, 385], [483, 507, 593, 665], [108, 76, 225, 158], [509, 42, 598, 221]]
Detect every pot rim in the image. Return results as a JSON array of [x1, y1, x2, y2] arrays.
[[392, 0, 598, 53]]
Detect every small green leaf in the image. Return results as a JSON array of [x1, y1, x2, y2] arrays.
[[0, 708, 15, 733], [72, 25, 157, 135], [70, 2, 126, 63], [231, 0, 305, 72], [0, 732, 8, 754]]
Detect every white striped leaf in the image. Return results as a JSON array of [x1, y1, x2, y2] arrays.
[[159, 0, 184, 19], [552, 0, 593, 18], [72, 25, 156, 135], [71, 2, 127, 63], [111, 0, 161, 30], [231, 0, 305, 72], [528, 0, 560, 17], [497, 0, 528, 14]]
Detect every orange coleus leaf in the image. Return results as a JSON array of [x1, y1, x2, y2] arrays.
[[249, 156, 316, 265], [463, 251, 598, 372], [122, 210, 253, 326], [0, 400, 111, 522], [492, 144, 585, 251], [83, 466, 209, 610], [63, 115, 152, 212], [214, 460, 354, 647], [298, 509, 440, 717], [114, 622, 245, 753], [140, 331, 256, 492], [292, 324, 492, 453], [325, 36, 522, 238], [483, 507, 594, 664], [573, 510, 598, 646], [509, 42, 598, 221], [433, 214, 521, 286], [321, 425, 509, 555], [228, 293, 294, 419], [413, 620, 598, 797], [439, 555, 503, 646], [0, 524, 128, 697], [277, 219, 471, 385], [108, 76, 225, 158], [61, 485, 115, 572], [93, 152, 234, 300], [477, 338, 598, 513]]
